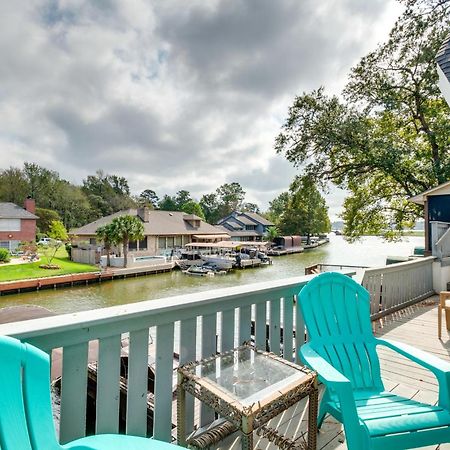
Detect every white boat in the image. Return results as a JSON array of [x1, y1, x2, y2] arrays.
[[200, 255, 234, 270]]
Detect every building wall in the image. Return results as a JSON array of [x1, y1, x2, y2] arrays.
[[0, 219, 36, 242]]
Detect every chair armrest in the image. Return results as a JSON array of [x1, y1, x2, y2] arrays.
[[300, 343, 351, 387], [377, 338, 450, 375]]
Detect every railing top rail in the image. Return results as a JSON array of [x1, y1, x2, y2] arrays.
[[362, 256, 435, 277], [0, 273, 347, 342]]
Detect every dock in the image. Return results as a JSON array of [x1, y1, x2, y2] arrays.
[[0, 262, 175, 295]]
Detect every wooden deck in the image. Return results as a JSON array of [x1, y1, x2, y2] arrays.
[[216, 296, 450, 450]]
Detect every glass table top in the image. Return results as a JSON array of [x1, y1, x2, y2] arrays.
[[188, 346, 307, 406]]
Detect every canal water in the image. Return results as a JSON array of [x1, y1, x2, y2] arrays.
[[0, 235, 424, 314]]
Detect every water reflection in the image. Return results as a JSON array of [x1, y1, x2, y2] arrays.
[[0, 235, 423, 314]]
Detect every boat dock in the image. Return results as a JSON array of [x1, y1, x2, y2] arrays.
[[0, 262, 175, 295]]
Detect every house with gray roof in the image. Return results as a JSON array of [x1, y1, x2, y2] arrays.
[[217, 211, 274, 241], [0, 198, 38, 251], [437, 34, 450, 105], [69, 207, 229, 258]]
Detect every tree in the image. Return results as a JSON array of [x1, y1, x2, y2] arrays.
[[110, 215, 145, 268], [200, 193, 221, 224], [241, 202, 260, 213], [158, 194, 178, 211], [174, 190, 192, 209], [83, 170, 136, 217], [278, 176, 331, 243], [96, 224, 117, 267], [40, 220, 68, 267], [36, 208, 61, 235], [139, 189, 159, 207], [0, 167, 29, 204], [275, 4, 450, 240], [216, 182, 246, 216], [181, 200, 205, 219], [266, 226, 280, 242], [266, 192, 290, 225]]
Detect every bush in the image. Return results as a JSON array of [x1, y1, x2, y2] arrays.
[[65, 243, 72, 258], [0, 248, 11, 263]]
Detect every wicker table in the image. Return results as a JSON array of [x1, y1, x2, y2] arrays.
[[177, 344, 318, 450]]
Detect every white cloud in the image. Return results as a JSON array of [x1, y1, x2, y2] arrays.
[[0, 0, 403, 216]]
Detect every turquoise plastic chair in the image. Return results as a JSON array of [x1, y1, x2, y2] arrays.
[[298, 272, 450, 449], [0, 335, 179, 450]]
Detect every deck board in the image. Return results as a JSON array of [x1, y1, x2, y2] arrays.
[[212, 295, 450, 449]]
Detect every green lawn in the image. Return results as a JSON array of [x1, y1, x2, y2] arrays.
[[0, 246, 98, 282]]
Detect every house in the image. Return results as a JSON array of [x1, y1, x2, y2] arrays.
[[0, 198, 38, 251], [69, 207, 229, 258], [216, 211, 274, 241], [409, 181, 450, 255], [437, 34, 450, 105]]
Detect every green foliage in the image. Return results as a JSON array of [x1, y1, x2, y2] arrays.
[[200, 182, 249, 223], [36, 208, 61, 235], [96, 223, 118, 266], [276, 4, 450, 240], [48, 220, 68, 242], [266, 192, 290, 224], [0, 248, 11, 263], [266, 226, 280, 241], [139, 189, 159, 207], [277, 176, 331, 240], [181, 200, 205, 219], [110, 215, 145, 267], [40, 220, 68, 266], [82, 170, 136, 218], [65, 243, 72, 258], [241, 202, 260, 213]]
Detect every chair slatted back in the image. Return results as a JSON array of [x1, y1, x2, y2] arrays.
[[299, 272, 383, 392], [0, 336, 61, 450]]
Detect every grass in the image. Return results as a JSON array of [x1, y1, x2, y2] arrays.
[[0, 246, 98, 282]]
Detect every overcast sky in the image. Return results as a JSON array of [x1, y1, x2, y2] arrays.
[[0, 0, 403, 219]]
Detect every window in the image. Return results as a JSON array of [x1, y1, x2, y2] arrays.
[[89, 238, 97, 245], [138, 238, 147, 250], [175, 236, 182, 247], [166, 237, 174, 248], [158, 237, 166, 249], [128, 240, 137, 250], [0, 219, 20, 232]]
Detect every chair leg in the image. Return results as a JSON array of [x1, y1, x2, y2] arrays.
[[439, 304, 442, 339], [317, 407, 327, 429]]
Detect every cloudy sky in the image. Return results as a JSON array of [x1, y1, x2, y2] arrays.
[[1, 0, 403, 219]]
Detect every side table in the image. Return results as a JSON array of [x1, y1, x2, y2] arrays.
[[177, 344, 318, 450]]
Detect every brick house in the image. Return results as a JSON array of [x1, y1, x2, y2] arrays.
[[0, 198, 38, 251]]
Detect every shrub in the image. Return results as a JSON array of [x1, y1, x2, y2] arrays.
[[0, 248, 11, 263], [65, 243, 72, 258]]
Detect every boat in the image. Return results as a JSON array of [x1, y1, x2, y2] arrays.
[[200, 255, 234, 270], [182, 264, 217, 276]]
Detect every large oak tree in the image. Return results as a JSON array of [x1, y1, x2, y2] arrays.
[[276, 0, 450, 240]]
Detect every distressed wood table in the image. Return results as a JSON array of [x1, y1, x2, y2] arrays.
[[177, 344, 318, 450]]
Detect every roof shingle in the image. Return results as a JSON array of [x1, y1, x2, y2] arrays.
[[0, 202, 38, 219]]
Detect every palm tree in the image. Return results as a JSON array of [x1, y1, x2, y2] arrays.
[[96, 224, 117, 267], [266, 226, 280, 243], [110, 215, 145, 268]]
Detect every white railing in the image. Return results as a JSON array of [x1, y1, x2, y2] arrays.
[[430, 221, 450, 258], [362, 256, 435, 320], [0, 275, 321, 445]]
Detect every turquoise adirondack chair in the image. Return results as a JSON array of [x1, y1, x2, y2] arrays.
[[0, 335, 180, 450], [298, 272, 450, 449]]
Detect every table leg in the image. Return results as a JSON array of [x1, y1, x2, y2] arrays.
[[177, 373, 187, 447], [308, 383, 319, 450], [241, 416, 254, 450]]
